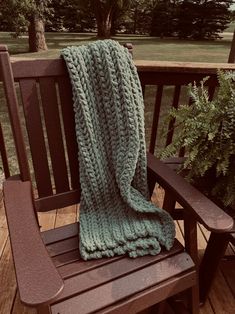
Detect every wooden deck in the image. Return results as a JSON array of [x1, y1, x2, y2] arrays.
[[0, 188, 234, 314]]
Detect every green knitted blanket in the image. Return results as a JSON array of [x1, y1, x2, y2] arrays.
[[61, 40, 175, 260]]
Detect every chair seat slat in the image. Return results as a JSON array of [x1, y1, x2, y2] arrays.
[[54, 240, 184, 302], [51, 252, 194, 314]]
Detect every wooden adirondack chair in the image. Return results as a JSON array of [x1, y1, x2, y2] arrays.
[[0, 45, 233, 314]]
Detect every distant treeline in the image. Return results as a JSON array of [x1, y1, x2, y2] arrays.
[[0, 1, 234, 52]]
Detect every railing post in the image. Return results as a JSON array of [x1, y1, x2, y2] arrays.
[[228, 30, 235, 63], [124, 42, 133, 57]]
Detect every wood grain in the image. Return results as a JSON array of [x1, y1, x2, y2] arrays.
[[0, 240, 17, 314]]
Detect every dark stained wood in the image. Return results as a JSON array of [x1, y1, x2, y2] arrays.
[[0, 48, 30, 181], [0, 122, 10, 178], [41, 222, 79, 245], [149, 85, 163, 154], [94, 271, 196, 314], [57, 77, 80, 190], [55, 242, 184, 302], [19, 79, 53, 197], [52, 250, 80, 268], [184, 211, 198, 267], [230, 232, 235, 245], [39, 77, 70, 193], [46, 236, 78, 258], [138, 72, 210, 86], [134, 60, 235, 73], [12, 59, 67, 79], [10, 59, 235, 80], [228, 30, 235, 63], [3, 178, 64, 306], [35, 189, 80, 212], [199, 233, 230, 303], [141, 84, 146, 96], [147, 153, 234, 232], [220, 259, 235, 297], [208, 84, 216, 102], [5, 48, 235, 314], [166, 85, 181, 147], [51, 253, 195, 314]]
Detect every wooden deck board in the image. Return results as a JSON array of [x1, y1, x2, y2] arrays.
[[0, 240, 17, 314], [0, 191, 234, 313]]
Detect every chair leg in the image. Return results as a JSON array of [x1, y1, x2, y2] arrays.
[[162, 192, 176, 215], [183, 212, 199, 314], [184, 213, 198, 268], [199, 232, 230, 304], [187, 285, 199, 314]]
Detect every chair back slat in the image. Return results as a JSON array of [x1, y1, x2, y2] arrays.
[[19, 78, 53, 197], [149, 85, 164, 154], [39, 77, 70, 194], [57, 77, 80, 191]]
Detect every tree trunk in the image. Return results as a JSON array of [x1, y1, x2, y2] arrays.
[[133, 6, 138, 34], [28, 15, 47, 52], [96, 12, 113, 38], [93, 1, 113, 38], [228, 30, 235, 63]]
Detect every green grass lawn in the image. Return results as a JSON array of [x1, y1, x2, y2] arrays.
[[0, 30, 234, 175], [0, 31, 233, 63]]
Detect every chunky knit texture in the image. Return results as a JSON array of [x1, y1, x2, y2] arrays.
[[61, 40, 175, 260]]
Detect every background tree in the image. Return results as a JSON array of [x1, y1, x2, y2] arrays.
[[80, 0, 132, 38], [129, 0, 157, 34], [46, 0, 96, 32], [150, 0, 178, 37], [28, 0, 50, 52], [151, 0, 233, 39], [0, 0, 49, 52], [176, 0, 233, 40]]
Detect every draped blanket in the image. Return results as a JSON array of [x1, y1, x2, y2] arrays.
[[61, 40, 175, 260]]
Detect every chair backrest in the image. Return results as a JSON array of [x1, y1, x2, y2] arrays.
[[2, 45, 234, 212], [0, 46, 80, 212]]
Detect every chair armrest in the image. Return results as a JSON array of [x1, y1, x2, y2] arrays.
[[147, 153, 234, 233], [3, 177, 64, 306]]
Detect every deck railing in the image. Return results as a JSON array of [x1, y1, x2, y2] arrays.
[[1, 59, 235, 179]]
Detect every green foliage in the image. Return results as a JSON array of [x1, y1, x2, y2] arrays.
[[0, 0, 51, 34], [160, 70, 235, 206], [150, 0, 178, 37], [45, 0, 95, 32], [150, 0, 233, 39], [177, 0, 233, 40]]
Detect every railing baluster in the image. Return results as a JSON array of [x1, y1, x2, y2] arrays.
[[166, 85, 181, 147], [208, 85, 216, 101], [141, 84, 146, 97], [149, 85, 163, 154]]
